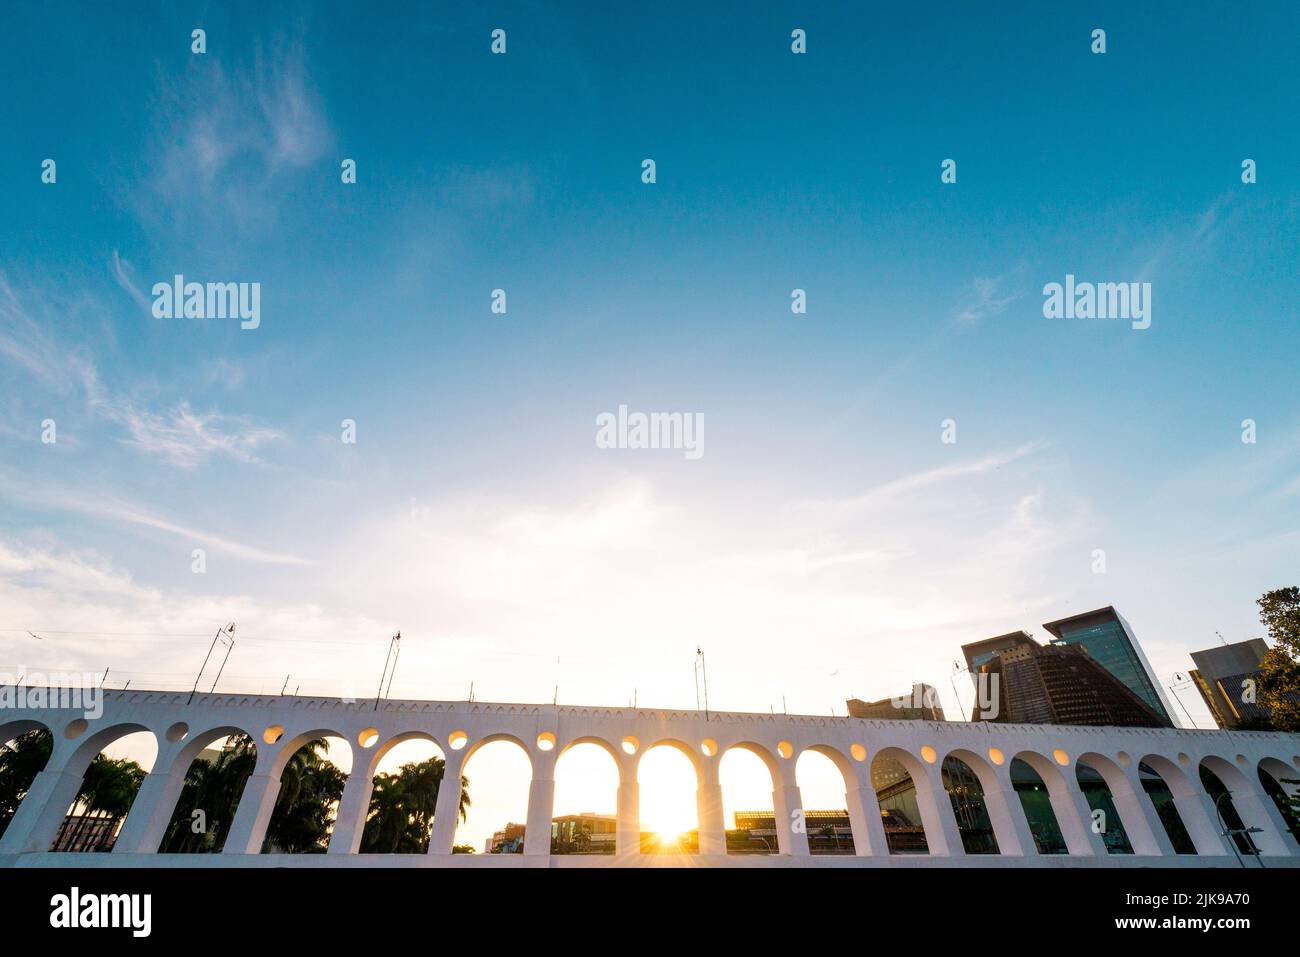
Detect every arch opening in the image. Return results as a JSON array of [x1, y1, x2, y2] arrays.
[[159, 733, 257, 853], [1257, 759, 1300, 848], [453, 738, 531, 854], [1009, 756, 1066, 854], [720, 746, 777, 855], [1199, 761, 1258, 856], [1075, 758, 1133, 854], [940, 755, 999, 854], [637, 743, 699, 854], [261, 735, 350, 854], [870, 751, 928, 854], [796, 749, 855, 855], [1137, 760, 1196, 855], [362, 736, 455, 854], [52, 728, 157, 853], [0, 724, 54, 843], [551, 742, 618, 855]]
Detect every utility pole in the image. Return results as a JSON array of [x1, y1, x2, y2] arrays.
[[374, 631, 401, 711], [694, 647, 710, 722], [188, 622, 235, 705]]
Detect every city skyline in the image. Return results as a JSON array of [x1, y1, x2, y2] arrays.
[[2, 2, 1299, 863]]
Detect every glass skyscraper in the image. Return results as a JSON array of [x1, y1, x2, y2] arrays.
[[1042, 607, 1175, 726]]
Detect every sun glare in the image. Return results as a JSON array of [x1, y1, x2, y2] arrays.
[[636, 746, 698, 838]]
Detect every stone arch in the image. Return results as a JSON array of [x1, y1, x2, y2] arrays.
[[1008, 751, 1072, 854], [1257, 757, 1300, 849], [156, 726, 259, 854], [718, 742, 780, 855], [869, 746, 933, 854], [551, 739, 621, 855], [941, 748, 1018, 855], [636, 739, 703, 854], [1200, 755, 1289, 856], [260, 730, 352, 854], [50, 722, 158, 852], [1074, 751, 1142, 854], [357, 729, 447, 783], [454, 734, 533, 854], [1137, 753, 1212, 854], [558, 734, 624, 783], [794, 745, 857, 854], [354, 731, 451, 855], [635, 738, 704, 778]]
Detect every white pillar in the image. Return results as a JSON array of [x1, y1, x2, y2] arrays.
[[1106, 771, 1165, 856], [112, 750, 186, 854], [522, 746, 557, 857], [917, 764, 963, 857], [427, 756, 464, 856], [222, 770, 281, 854], [696, 761, 725, 856], [1215, 779, 1292, 857], [9, 765, 86, 854], [1059, 770, 1111, 856], [0, 752, 75, 854], [984, 771, 1034, 856], [327, 768, 374, 854], [772, 782, 810, 856], [846, 784, 890, 856], [615, 779, 640, 857], [1119, 766, 1176, 857]]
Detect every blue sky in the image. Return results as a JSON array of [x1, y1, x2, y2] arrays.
[[1, 0, 1299, 751]]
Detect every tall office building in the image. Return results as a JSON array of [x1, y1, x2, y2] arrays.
[[962, 631, 1035, 676], [974, 638, 1168, 727], [1042, 607, 1176, 725], [1188, 638, 1271, 729]]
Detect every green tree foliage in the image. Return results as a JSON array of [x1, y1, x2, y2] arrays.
[[261, 738, 347, 853], [158, 734, 257, 852], [0, 729, 53, 838], [1257, 586, 1300, 732], [359, 755, 470, 853], [2, 730, 147, 850]]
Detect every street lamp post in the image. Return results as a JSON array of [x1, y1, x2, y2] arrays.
[[1213, 790, 1266, 869]]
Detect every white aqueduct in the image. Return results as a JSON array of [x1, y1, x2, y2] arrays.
[[1, 688, 1298, 867]]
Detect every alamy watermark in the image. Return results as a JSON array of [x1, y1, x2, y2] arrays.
[[596, 404, 704, 460], [1, 671, 103, 719], [151, 274, 260, 330], [1042, 274, 1150, 330]]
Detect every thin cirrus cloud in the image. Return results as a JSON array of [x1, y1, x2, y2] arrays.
[[110, 249, 153, 314], [796, 441, 1046, 514], [113, 401, 284, 470], [1, 273, 283, 470], [135, 41, 332, 231], [1, 474, 309, 567], [955, 263, 1028, 324]]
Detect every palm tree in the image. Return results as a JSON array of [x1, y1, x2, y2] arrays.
[[61, 755, 146, 851], [261, 739, 346, 853], [159, 734, 256, 852], [0, 729, 53, 839], [359, 756, 471, 853]]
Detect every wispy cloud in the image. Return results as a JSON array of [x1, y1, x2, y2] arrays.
[[110, 249, 152, 314], [137, 40, 332, 231], [955, 264, 1028, 324], [1, 275, 281, 469], [798, 442, 1046, 513], [115, 401, 283, 469], [1, 474, 309, 566]]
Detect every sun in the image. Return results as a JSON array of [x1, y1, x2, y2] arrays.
[[636, 746, 700, 838]]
